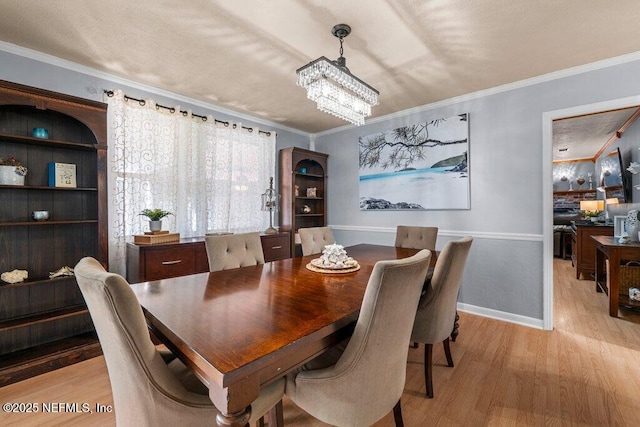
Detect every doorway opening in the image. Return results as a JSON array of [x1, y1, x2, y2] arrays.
[[543, 95, 640, 330]]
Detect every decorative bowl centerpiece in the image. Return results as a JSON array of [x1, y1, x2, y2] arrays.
[[308, 243, 360, 273]]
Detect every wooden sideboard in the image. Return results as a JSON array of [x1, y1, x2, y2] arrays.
[[126, 233, 290, 283], [571, 222, 613, 280]]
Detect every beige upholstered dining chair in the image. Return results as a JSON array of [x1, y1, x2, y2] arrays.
[[395, 225, 438, 250], [205, 232, 265, 271], [298, 226, 335, 256], [285, 250, 432, 426], [74, 257, 284, 427], [410, 236, 473, 398]]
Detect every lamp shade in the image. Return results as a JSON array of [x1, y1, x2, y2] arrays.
[[606, 198, 619, 205], [580, 200, 599, 211]]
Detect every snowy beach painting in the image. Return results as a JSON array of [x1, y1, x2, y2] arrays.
[[359, 114, 469, 210]]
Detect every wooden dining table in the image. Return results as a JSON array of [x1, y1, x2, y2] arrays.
[[129, 244, 425, 426]]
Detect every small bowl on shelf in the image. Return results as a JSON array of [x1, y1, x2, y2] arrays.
[[32, 127, 49, 139], [31, 210, 50, 221]]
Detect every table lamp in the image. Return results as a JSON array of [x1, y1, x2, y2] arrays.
[[261, 177, 279, 234], [605, 197, 619, 222], [580, 200, 604, 221]]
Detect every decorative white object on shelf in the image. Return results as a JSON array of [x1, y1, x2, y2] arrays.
[[1, 269, 28, 284], [626, 161, 640, 174], [49, 266, 75, 278], [0, 165, 25, 185], [630, 287, 640, 302]]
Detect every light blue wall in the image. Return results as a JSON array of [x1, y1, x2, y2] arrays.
[[314, 57, 640, 323], [5, 44, 640, 325]]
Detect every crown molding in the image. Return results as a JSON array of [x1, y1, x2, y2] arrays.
[[4, 39, 640, 140], [313, 50, 640, 138], [0, 40, 309, 137]]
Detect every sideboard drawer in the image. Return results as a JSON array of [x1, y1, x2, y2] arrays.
[[127, 233, 290, 282], [144, 246, 198, 281], [127, 238, 209, 283], [261, 233, 291, 262]]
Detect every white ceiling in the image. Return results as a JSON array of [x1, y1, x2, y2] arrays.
[[553, 107, 640, 162], [2, 0, 640, 137]]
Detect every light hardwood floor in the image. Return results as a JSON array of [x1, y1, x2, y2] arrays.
[[1, 258, 639, 426]]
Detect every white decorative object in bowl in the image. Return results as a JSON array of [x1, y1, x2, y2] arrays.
[[314, 244, 357, 269]]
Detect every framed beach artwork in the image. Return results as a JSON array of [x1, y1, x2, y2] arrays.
[[358, 113, 470, 210]]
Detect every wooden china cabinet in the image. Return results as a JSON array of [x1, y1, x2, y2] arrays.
[[0, 80, 108, 385], [278, 147, 328, 257]]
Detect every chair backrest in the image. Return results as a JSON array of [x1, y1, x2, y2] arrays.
[[411, 236, 473, 344], [298, 226, 335, 256], [74, 257, 217, 426], [205, 232, 265, 271], [395, 225, 438, 250], [287, 250, 431, 426]]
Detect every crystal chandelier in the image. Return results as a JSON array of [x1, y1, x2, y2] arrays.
[[296, 24, 379, 126]]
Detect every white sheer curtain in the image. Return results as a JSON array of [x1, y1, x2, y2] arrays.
[[105, 90, 276, 275]]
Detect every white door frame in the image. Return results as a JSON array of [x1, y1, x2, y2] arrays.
[[542, 95, 640, 330]]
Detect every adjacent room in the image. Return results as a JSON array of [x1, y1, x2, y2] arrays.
[[1, 1, 640, 426]]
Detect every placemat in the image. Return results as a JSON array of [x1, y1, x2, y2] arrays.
[[306, 262, 361, 274]]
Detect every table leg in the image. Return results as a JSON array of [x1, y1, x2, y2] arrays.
[[595, 246, 604, 293], [215, 409, 251, 427], [608, 250, 620, 317], [209, 377, 259, 427]]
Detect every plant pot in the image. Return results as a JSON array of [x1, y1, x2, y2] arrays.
[[149, 220, 162, 232], [0, 165, 25, 185]]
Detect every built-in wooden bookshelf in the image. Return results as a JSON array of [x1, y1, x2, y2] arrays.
[[0, 80, 108, 386], [279, 147, 328, 257]]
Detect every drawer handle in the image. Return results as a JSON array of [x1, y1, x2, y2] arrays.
[[161, 260, 183, 265], [271, 245, 282, 249]]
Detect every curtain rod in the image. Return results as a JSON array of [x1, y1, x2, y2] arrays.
[[103, 90, 272, 136]]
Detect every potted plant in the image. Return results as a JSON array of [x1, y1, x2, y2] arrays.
[[139, 208, 173, 232], [0, 155, 28, 186], [583, 209, 601, 222]]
